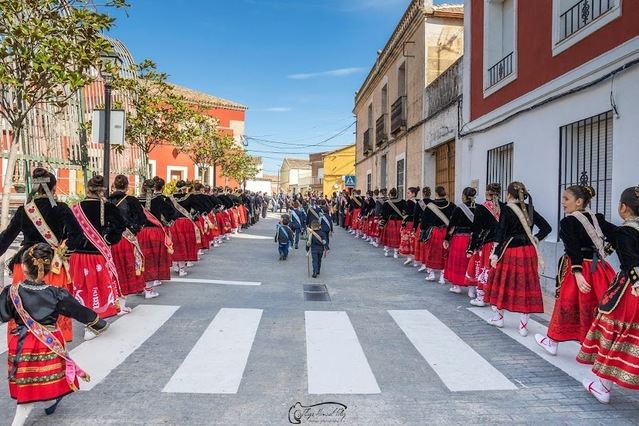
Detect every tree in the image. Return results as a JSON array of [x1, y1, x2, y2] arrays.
[[0, 0, 127, 231], [220, 147, 260, 189], [113, 59, 190, 178]]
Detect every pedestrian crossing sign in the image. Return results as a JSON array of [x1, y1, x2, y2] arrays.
[[344, 175, 356, 188]]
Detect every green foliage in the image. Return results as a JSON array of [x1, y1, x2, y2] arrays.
[[220, 147, 260, 184]]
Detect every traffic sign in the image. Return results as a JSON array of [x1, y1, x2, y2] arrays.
[[344, 175, 356, 188]]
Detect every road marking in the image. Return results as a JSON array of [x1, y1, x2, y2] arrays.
[[169, 278, 261, 286], [468, 308, 592, 382], [163, 308, 263, 394], [305, 311, 380, 394], [232, 233, 272, 240], [389, 310, 516, 391], [0, 323, 7, 355], [71, 304, 179, 391]]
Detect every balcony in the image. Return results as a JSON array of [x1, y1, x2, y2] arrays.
[[487, 52, 513, 89], [390, 96, 406, 135], [363, 128, 372, 156], [559, 0, 616, 42], [375, 114, 388, 146]]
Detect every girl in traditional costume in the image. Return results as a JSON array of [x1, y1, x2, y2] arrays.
[[169, 180, 200, 276], [0, 168, 80, 342], [535, 181, 616, 355], [465, 183, 503, 307], [486, 182, 551, 336], [68, 175, 127, 319], [443, 187, 477, 295], [379, 188, 406, 259], [578, 186, 639, 403], [420, 186, 455, 283], [1, 243, 109, 426], [400, 187, 419, 266], [413, 187, 432, 271]]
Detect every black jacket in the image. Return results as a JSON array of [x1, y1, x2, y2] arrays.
[[66, 198, 125, 253]]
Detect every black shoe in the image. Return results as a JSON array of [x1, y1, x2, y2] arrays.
[[312, 273, 317, 278], [295, 245, 299, 249], [279, 256, 283, 261], [45, 397, 63, 415]]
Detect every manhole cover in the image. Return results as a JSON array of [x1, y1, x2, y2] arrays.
[[303, 283, 331, 301]]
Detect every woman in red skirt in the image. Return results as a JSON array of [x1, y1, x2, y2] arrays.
[[1, 243, 109, 426], [486, 182, 551, 337], [444, 187, 477, 295], [465, 183, 503, 307], [535, 183, 616, 356], [379, 188, 405, 258], [0, 168, 79, 342], [577, 187, 639, 403], [349, 190, 363, 236], [69, 175, 126, 320], [420, 186, 455, 283], [108, 175, 148, 299], [138, 179, 178, 294], [414, 187, 432, 271], [400, 187, 419, 265], [169, 180, 200, 276]]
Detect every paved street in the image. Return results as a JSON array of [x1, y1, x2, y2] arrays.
[[2, 214, 639, 425]]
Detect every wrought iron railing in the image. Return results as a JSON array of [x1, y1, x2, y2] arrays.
[[487, 52, 513, 89], [390, 96, 406, 135], [375, 114, 387, 146], [559, 0, 615, 42]]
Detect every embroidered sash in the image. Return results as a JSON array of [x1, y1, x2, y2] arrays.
[[507, 203, 544, 273], [352, 197, 362, 208], [459, 203, 475, 222], [71, 204, 120, 288], [570, 210, 607, 261], [24, 201, 68, 275], [9, 283, 90, 391], [320, 214, 331, 230], [387, 200, 407, 220], [290, 209, 301, 227], [484, 200, 501, 221], [122, 229, 144, 276], [307, 228, 326, 246], [426, 203, 450, 226], [143, 209, 174, 254], [170, 197, 202, 244], [418, 200, 427, 210]]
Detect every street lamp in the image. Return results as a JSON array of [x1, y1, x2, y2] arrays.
[[98, 52, 121, 195]]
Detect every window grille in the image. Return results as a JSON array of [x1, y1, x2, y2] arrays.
[[486, 143, 514, 200]]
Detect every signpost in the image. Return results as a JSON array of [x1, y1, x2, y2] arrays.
[[343, 175, 356, 188]]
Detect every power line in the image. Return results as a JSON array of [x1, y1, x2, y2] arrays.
[[244, 121, 355, 149]]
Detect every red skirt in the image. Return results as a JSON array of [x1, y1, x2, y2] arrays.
[[464, 242, 495, 290], [369, 217, 379, 238], [548, 257, 615, 342], [380, 219, 402, 249], [484, 245, 544, 313], [111, 238, 146, 295], [10, 265, 73, 342], [351, 208, 361, 230], [69, 253, 119, 319], [444, 233, 472, 285], [230, 208, 239, 229], [424, 227, 448, 270], [345, 211, 352, 228], [413, 225, 425, 263], [360, 217, 370, 236], [138, 226, 172, 282], [578, 273, 639, 389], [221, 211, 232, 234], [7, 330, 77, 404], [170, 218, 198, 262], [399, 223, 415, 255], [196, 219, 209, 250]]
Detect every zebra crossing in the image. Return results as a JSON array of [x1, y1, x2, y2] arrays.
[[1, 304, 591, 395]]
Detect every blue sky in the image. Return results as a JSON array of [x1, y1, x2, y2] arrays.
[[109, 0, 461, 175]]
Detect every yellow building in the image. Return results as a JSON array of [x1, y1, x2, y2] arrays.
[[322, 144, 356, 195]]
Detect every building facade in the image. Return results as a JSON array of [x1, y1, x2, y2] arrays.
[[322, 144, 356, 196], [279, 157, 312, 194], [309, 152, 326, 194], [354, 0, 463, 198], [459, 0, 639, 293]]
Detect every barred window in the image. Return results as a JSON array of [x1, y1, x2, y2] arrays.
[[558, 111, 613, 222], [396, 158, 405, 199], [486, 142, 513, 200], [366, 172, 372, 193]]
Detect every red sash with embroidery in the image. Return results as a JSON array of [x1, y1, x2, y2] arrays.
[[9, 283, 90, 391], [143, 209, 174, 254], [71, 204, 120, 288], [122, 229, 144, 276], [24, 201, 69, 276]]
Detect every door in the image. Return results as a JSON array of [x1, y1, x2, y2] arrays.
[[435, 140, 455, 201]]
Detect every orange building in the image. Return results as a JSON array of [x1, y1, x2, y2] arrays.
[[148, 84, 248, 188]]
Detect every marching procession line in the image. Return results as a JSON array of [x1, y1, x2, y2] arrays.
[[71, 304, 179, 391], [168, 278, 262, 286], [468, 308, 592, 382], [305, 311, 381, 394], [0, 323, 6, 355], [389, 310, 517, 391], [162, 308, 263, 394]]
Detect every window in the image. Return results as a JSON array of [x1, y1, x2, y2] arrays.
[[483, 0, 517, 92], [435, 141, 455, 201], [398, 63, 406, 97], [396, 157, 405, 199], [552, 0, 621, 55], [366, 171, 372, 192], [486, 143, 514, 200], [377, 85, 388, 146], [380, 154, 387, 189], [558, 111, 613, 222]]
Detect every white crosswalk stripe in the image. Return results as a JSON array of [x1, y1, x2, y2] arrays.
[[0, 323, 7, 355], [468, 308, 592, 382], [163, 308, 263, 394], [169, 278, 261, 286], [305, 311, 381, 394], [389, 310, 517, 391], [72, 304, 179, 391]]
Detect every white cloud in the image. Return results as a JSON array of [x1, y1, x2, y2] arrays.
[[265, 107, 292, 112], [288, 67, 365, 80]]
